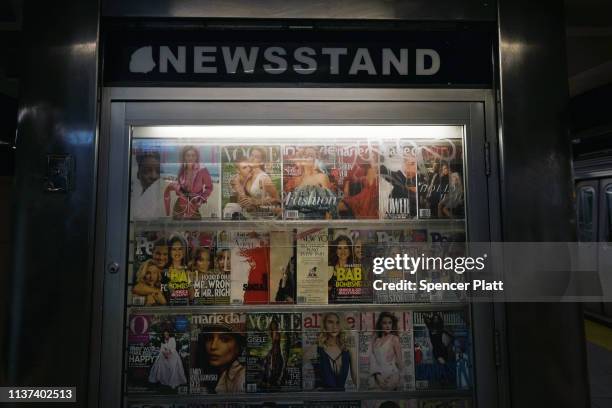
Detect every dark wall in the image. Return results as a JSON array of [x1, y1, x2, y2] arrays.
[[0, 93, 16, 385], [0, 94, 17, 174], [498, 0, 589, 407], [5, 2, 99, 408]]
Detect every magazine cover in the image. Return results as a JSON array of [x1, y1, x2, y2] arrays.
[[379, 141, 418, 220], [221, 145, 282, 220], [413, 310, 471, 390], [418, 400, 471, 408], [328, 229, 374, 304], [163, 232, 194, 306], [131, 139, 166, 220], [364, 401, 418, 408], [160, 143, 220, 220], [282, 145, 340, 220], [426, 227, 467, 303], [336, 143, 379, 219], [296, 228, 328, 305], [359, 312, 414, 391], [230, 231, 270, 304], [132, 229, 168, 306], [246, 313, 302, 392], [416, 140, 464, 220], [127, 313, 190, 395], [187, 231, 230, 305], [270, 230, 297, 304], [372, 229, 427, 304], [189, 312, 246, 394], [302, 311, 359, 391]]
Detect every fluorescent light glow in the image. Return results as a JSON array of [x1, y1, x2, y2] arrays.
[[132, 125, 463, 142]]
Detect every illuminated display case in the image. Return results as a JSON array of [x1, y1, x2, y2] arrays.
[[95, 95, 498, 408]]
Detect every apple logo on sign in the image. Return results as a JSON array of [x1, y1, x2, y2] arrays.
[[129, 46, 156, 73]]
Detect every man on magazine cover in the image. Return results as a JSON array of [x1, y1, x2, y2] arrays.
[[133, 150, 164, 218], [380, 152, 417, 217]]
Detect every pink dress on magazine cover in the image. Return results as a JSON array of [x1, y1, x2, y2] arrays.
[[164, 164, 213, 219]]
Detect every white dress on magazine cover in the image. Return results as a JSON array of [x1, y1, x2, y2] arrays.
[[368, 334, 401, 390], [132, 179, 164, 220], [148, 336, 187, 389]]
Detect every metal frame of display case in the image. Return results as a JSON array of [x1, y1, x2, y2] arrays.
[[89, 87, 504, 408]]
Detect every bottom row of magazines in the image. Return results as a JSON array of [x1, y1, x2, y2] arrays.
[[129, 400, 472, 408], [127, 309, 471, 396]]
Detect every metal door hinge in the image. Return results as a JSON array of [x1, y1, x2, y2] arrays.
[[494, 329, 502, 367], [484, 141, 491, 177]]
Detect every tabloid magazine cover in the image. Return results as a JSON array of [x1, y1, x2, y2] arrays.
[[359, 311, 415, 392], [229, 230, 270, 305], [363, 401, 418, 408], [270, 230, 297, 304], [163, 231, 197, 306], [246, 313, 303, 392], [131, 139, 166, 221], [413, 310, 471, 390], [372, 228, 428, 304], [127, 313, 190, 395], [221, 145, 282, 220], [335, 143, 379, 219], [327, 229, 375, 304], [187, 231, 231, 305], [416, 140, 465, 220], [282, 145, 340, 220], [302, 311, 359, 392], [418, 400, 472, 408], [132, 229, 168, 307], [379, 141, 418, 220], [296, 228, 328, 305], [159, 142, 220, 220], [426, 227, 467, 303], [189, 312, 246, 394]]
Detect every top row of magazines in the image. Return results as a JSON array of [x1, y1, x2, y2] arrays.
[[130, 139, 465, 221]]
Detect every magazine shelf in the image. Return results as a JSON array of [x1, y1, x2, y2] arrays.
[[125, 389, 473, 404], [123, 126, 474, 407]]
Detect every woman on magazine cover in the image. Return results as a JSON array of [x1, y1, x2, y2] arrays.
[[198, 322, 246, 393], [368, 312, 405, 390], [274, 256, 296, 303], [328, 235, 354, 303], [224, 154, 253, 220], [313, 312, 358, 390], [423, 312, 454, 385], [339, 161, 379, 219], [165, 234, 190, 302], [438, 171, 464, 219], [187, 246, 214, 302], [148, 330, 187, 389], [285, 146, 338, 219], [164, 145, 213, 219], [132, 259, 167, 306], [240, 147, 281, 218], [262, 319, 286, 387]]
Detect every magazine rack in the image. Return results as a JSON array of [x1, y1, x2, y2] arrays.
[[93, 90, 500, 408]]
